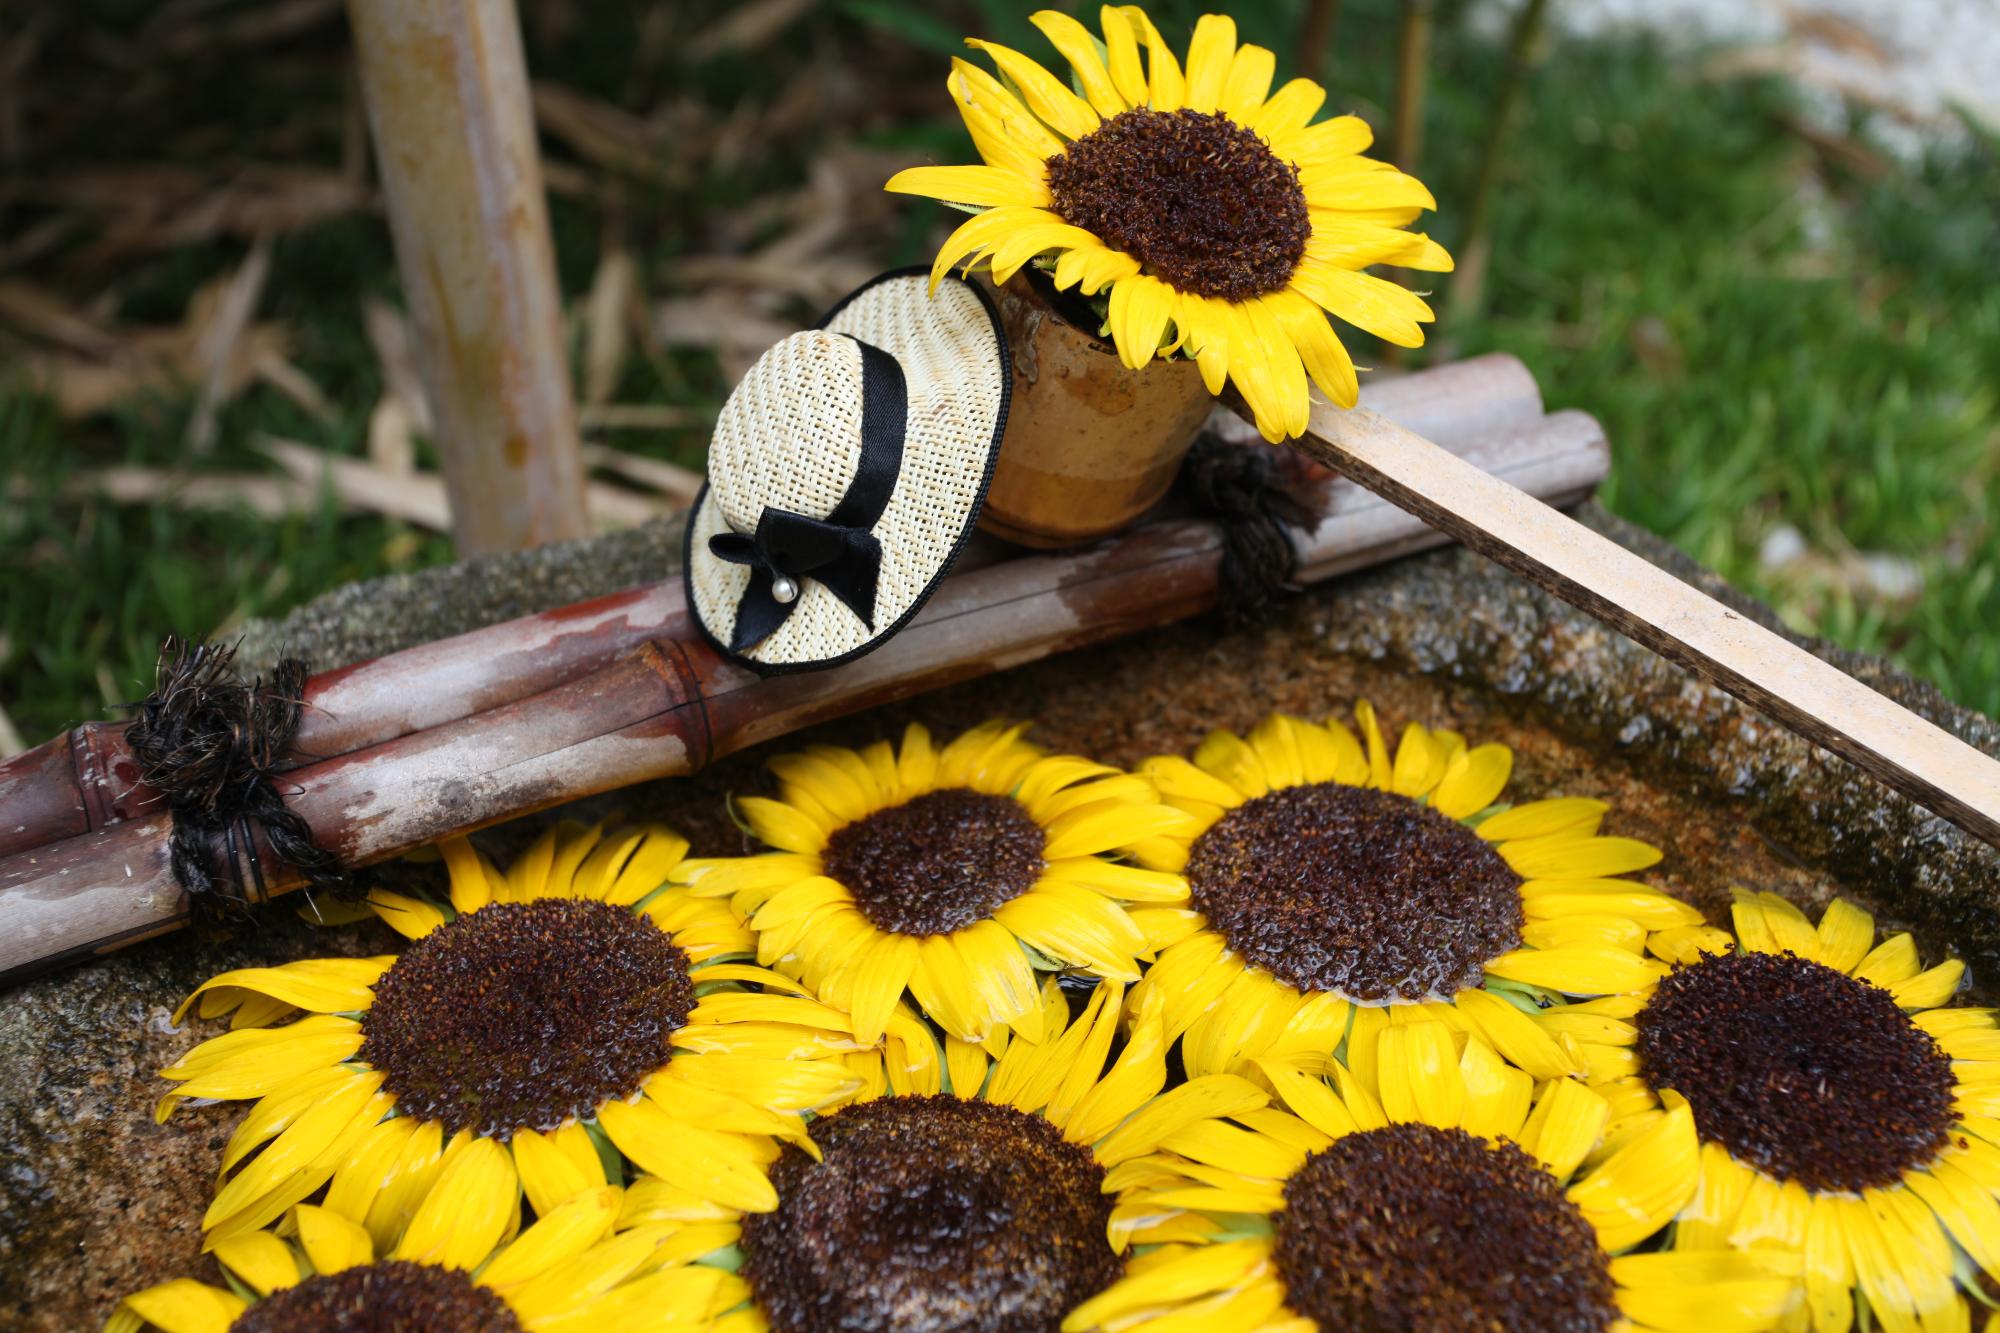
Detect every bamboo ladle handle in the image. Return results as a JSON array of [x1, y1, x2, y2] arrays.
[[1280, 402, 2000, 850]]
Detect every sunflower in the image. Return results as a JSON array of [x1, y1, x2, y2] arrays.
[[711, 975, 1288, 1333], [1547, 889, 2000, 1333], [683, 721, 1195, 1046], [1125, 705, 1690, 1083], [106, 1193, 748, 1333], [1066, 1015, 1804, 1332], [158, 822, 869, 1251], [884, 6, 1452, 442]]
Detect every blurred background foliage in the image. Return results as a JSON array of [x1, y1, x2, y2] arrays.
[[1, 0, 1996, 741]]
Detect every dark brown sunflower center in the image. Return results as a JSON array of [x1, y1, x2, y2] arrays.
[[1186, 782, 1523, 1002], [741, 1095, 1120, 1333], [359, 898, 694, 1139], [1045, 107, 1309, 302], [1276, 1124, 1617, 1333], [1635, 949, 1956, 1191], [822, 789, 1046, 935], [229, 1260, 523, 1333]]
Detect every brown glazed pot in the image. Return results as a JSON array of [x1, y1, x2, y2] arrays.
[[978, 268, 1214, 549]]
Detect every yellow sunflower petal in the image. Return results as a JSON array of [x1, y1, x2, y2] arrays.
[[1219, 43, 1275, 122], [842, 932, 921, 1046], [1519, 1076, 1611, 1183], [1452, 989, 1582, 1080], [597, 1098, 779, 1214], [1106, 273, 1179, 372], [117, 1280, 247, 1333], [1457, 1036, 1534, 1143], [1476, 798, 1610, 842], [735, 795, 827, 856], [966, 39, 1100, 140], [1484, 947, 1665, 995], [391, 1136, 518, 1270], [174, 958, 388, 1026], [511, 1126, 606, 1218], [1053, 241, 1143, 296], [294, 1202, 374, 1275], [1268, 288, 1358, 408], [1194, 728, 1270, 798], [1611, 1250, 1804, 1333], [1815, 897, 1877, 975], [1521, 880, 1702, 930], [1241, 77, 1325, 142], [1063, 1239, 1272, 1328], [203, 1073, 389, 1235], [1375, 1021, 1466, 1130], [1031, 10, 1127, 117], [1890, 959, 1966, 1009], [210, 1229, 302, 1296], [1500, 834, 1663, 880], [1854, 932, 1922, 987], [475, 1185, 621, 1291], [1432, 744, 1513, 820], [1098, 5, 1149, 107], [1180, 13, 1236, 115], [1094, 1074, 1269, 1165], [1278, 113, 1374, 165], [1119, 5, 1185, 112], [367, 888, 447, 939], [1568, 1097, 1700, 1251]]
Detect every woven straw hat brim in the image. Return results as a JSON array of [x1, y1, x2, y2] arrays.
[[686, 269, 1010, 674]]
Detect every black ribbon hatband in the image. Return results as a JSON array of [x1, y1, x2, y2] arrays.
[[709, 334, 907, 654]]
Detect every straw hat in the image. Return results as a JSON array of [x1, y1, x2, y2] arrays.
[[685, 270, 1010, 674]]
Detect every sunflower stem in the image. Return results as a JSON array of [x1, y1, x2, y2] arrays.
[[1443, 0, 1552, 336], [1296, 0, 1344, 86]]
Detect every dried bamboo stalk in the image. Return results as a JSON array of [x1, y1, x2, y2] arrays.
[[0, 354, 1546, 861], [0, 399, 1605, 984], [346, 0, 589, 554]]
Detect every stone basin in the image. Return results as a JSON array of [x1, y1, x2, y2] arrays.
[[4, 502, 1996, 1330]]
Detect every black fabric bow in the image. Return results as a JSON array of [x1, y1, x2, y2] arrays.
[[708, 334, 907, 654], [709, 509, 882, 652]]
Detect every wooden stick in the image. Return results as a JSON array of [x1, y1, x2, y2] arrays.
[[346, 0, 590, 554], [1287, 403, 2000, 847], [0, 409, 1607, 984]]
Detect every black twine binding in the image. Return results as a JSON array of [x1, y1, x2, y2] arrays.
[[124, 637, 354, 920], [1178, 432, 1314, 628]]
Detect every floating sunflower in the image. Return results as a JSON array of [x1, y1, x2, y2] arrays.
[[1553, 889, 1998, 1332], [684, 721, 1194, 1045], [1068, 1016, 1803, 1332], [884, 6, 1452, 441], [107, 1193, 747, 1333], [1126, 706, 1688, 1081], [718, 977, 1277, 1333], [158, 823, 867, 1249]]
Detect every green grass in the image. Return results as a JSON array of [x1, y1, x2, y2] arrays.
[[2, 0, 1997, 741]]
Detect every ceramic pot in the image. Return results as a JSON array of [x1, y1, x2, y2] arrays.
[[978, 268, 1214, 549]]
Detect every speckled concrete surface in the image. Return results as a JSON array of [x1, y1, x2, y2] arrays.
[[6, 501, 1997, 1330]]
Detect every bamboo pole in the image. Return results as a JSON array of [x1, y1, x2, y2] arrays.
[[1391, 0, 1435, 173], [0, 398, 1607, 984], [1297, 0, 1344, 87], [1443, 0, 1551, 329], [0, 355, 1548, 861], [345, 0, 589, 555]]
